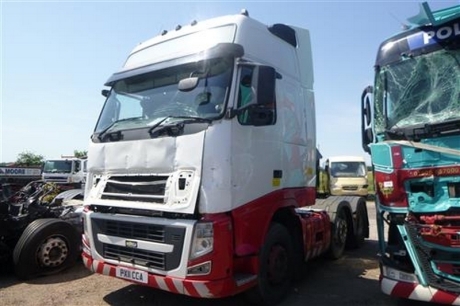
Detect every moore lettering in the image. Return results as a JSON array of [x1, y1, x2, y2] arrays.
[[0, 167, 42, 177], [4, 168, 25, 175]]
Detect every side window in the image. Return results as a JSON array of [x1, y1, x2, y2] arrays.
[[237, 66, 276, 126], [237, 66, 255, 125], [74, 161, 81, 173]]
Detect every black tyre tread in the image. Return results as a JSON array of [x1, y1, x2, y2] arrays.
[[13, 219, 58, 261], [351, 204, 367, 248], [327, 208, 348, 260], [245, 223, 293, 306], [13, 218, 80, 280]]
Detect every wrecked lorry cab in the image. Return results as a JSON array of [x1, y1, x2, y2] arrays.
[[361, 2, 460, 305], [0, 181, 83, 279]]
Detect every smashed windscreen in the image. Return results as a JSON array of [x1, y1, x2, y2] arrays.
[[374, 48, 460, 134]]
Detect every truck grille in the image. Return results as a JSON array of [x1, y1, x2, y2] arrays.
[[343, 185, 358, 191], [101, 175, 168, 203], [405, 222, 460, 293], [43, 176, 68, 183], [104, 245, 166, 269], [91, 216, 185, 271]]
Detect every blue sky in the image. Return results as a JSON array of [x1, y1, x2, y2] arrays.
[[1, 0, 459, 164]]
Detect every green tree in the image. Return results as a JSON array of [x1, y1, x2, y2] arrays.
[[15, 151, 44, 166], [74, 150, 88, 158]]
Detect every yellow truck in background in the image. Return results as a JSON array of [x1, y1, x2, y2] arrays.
[[325, 156, 368, 197]]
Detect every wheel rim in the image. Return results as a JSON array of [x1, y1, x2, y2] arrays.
[[37, 236, 68, 267], [335, 217, 347, 246], [267, 244, 288, 284]]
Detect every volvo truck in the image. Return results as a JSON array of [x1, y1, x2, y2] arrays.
[[361, 2, 460, 305], [82, 10, 369, 304]]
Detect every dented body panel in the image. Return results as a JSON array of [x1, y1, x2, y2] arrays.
[[83, 11, 368, 302], [362, 3, 460, 305]]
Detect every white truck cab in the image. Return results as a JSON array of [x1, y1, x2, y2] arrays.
[[82, 11, 368, 304], [42, 157, 87, 187]]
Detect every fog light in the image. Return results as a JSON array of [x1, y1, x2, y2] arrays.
[[187, 261, 211, 275]]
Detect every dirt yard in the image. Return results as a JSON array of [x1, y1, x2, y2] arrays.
[[0, 202, 432, 306]]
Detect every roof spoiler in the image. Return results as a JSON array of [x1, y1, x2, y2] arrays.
[[407, 2, 460, 27]]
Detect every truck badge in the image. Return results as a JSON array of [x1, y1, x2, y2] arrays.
[[125, 240, 138, 248]]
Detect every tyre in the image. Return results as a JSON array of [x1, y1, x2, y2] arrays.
[[13, 218, 80, 280], [245, 223, 293, 305], [327, 208, 348, 259], [351, 203, 367, 248]]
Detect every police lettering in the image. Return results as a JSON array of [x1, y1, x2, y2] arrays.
[[423, 22, 460, 44]]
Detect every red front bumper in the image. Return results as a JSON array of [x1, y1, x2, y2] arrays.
[[82, 253, 254, 298]]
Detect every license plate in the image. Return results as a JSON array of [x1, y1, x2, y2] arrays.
[[116, 267, 148, 284]]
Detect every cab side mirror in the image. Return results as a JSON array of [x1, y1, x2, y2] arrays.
[[361, 86, 373, 154], [256, 66, 279, 105]]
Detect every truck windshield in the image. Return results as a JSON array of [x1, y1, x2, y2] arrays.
[[374, 47, 460, 134], [330, 162, 367, 178], [43, 160, 72, 173], [94, 57, 233, 134]]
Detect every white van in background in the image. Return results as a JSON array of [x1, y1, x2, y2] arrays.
[[325, 156, 368, 197]]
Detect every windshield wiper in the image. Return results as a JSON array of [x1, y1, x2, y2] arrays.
[[147, 116, 211, 136], [97, 116, 143, 141], [413, 119, 460, 139], [384, 128, 407, 140]]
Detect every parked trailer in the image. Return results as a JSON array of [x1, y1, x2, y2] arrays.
[[82, 10, 369, 305], [361, 2, 460, 305]]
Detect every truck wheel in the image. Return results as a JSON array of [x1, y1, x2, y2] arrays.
[[351, 203, 367, 248], [246, 223, 293, 305], [13, 218, 80, 280], [327, 208, 348, 259]]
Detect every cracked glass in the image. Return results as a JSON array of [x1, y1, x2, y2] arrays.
[[374, 48, 460, 134]]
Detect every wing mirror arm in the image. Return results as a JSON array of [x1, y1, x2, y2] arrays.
[[225, 102, 257, 119]]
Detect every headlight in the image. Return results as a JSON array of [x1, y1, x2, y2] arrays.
[[190, 222, 213, 259]]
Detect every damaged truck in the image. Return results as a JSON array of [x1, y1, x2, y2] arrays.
[[0, 181, 84, 279], [361, 2, 460, 305]]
